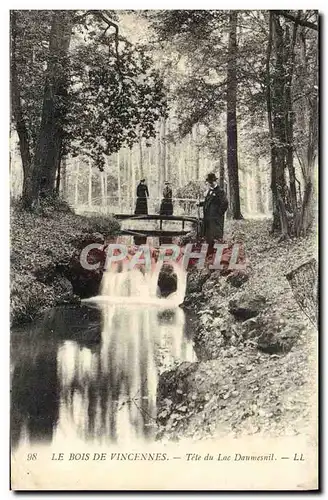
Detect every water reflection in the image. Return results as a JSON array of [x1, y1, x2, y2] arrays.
[[11, 353, 59, 447], [11, 267, 196, 448]]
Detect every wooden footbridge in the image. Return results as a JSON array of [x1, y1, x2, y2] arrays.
[[115, 213, 201, 238], [74, 196, 202, 239]]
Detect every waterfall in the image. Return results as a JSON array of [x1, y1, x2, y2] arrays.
[[86, 260, 187, 308], [55, 262, 195, 444]]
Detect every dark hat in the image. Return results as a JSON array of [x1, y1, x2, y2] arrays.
[[140, 178, 145, 182], [164, 181, 170, 185], [206, 172, 217, 183]]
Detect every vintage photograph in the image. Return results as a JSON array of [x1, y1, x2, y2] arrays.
[[10, 9, 318, 490]]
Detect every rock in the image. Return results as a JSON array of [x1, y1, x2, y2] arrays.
[[229, 293, 266, 320], [241, 317, 261, 339], [239, 312, 301, 354], [202, 271, 231, 300], [34, 263, 57, 283], [67, 238, 106, 298], [185, 268, 211, 295], [182, 292, 203, 310], [53, 275, 80, 305], [54, 274, 73, 293], [202, 277, 218, 296], [177, 230, 198, 246], [226, 270, 249, 288], [257, 325, 300, 354], [157, 264, 177, 297], [157, 362, 200, 412]]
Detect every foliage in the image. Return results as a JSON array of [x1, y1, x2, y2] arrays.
[[11, 10, 318, 235], [11, 10, 167, 175], [84, 214, 121, 236], [146, 10, 261, 135], [11, 11, 53, 153], [176, 180, 204, 212], [67, 31, 167, 170], [37, 194, 74, 217], [176, 180, 204, 200]]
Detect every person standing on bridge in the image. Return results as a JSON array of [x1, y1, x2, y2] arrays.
[[198, 172, 228, 249], [135, 179, 149, 215], [160, 181, 173, 216]]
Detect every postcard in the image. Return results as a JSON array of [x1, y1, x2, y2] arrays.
[[10, 9, 318, 491]]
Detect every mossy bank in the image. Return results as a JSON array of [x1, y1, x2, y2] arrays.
[[10, 203, 120, 326]]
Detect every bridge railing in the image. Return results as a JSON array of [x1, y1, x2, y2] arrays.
[[74, 197, 201, 217]]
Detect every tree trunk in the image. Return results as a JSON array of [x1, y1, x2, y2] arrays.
[[246, 169, 252, 214], [147, 147, 152, 191], [161, 118, 167, 186], [157, 122, 162, 199], [272, 14, 289, 236], [285, 18, 299, 215], [138, 132, 144, 179], [295, 180, 311, 236], [33, 11, 74, 203], [193, 124, 200, 180], [100, 171, 105, 208], [166, 119, 171, 182], [226, 10, 242, 219], [266, 12, 281, 231], [294, 30, 318, 236], [55, 154, 62, 194], [10, 11, 33, 208], [255, 159, 265, 213], [219, 142, 225, 189], [117, 152, 122, 212], [61, 156, 67, 198], [104, 168, 108, 208], [188, 133, 193, 180], [124, 149, 130, 210], [74, 160, 79, 205], [88, 161, 92, 207], [130, 147, 135, 213], [178, 151, 183, 188]]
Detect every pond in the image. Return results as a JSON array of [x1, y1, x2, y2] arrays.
[[11, 267, 197, 449]]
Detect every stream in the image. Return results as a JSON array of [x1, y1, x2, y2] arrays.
[[11, 263, 197, 449]]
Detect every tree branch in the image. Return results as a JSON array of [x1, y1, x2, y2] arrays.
[[10, 11, 32, 175], [274, 10, 318, 31], [76, 10, 125, 94]]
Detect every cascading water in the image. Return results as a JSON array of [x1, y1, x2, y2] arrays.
[[54, 261, 196, 444]]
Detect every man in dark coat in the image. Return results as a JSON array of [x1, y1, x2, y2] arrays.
[[199, 172, 228, 248], [160, 182, 173, 216], [135, 179, 149, 215]]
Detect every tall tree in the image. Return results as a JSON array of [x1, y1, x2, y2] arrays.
[[88, 160, 93, 207], [35, 11, 74, 201], [147, 10, 244, 217], [226, 11, 242, 219], [265, 10, 318, 236], [117, 152, 122, 211], [11, 10, 167, 209], [74, 159, 79, 205], [10, 11, 35, 206]]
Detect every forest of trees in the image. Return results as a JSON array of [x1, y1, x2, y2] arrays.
[[10, 10, 318, 237]]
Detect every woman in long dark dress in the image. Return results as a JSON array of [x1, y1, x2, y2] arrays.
[[159, 182, 173, 216], [135, 179, 149, 215]]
